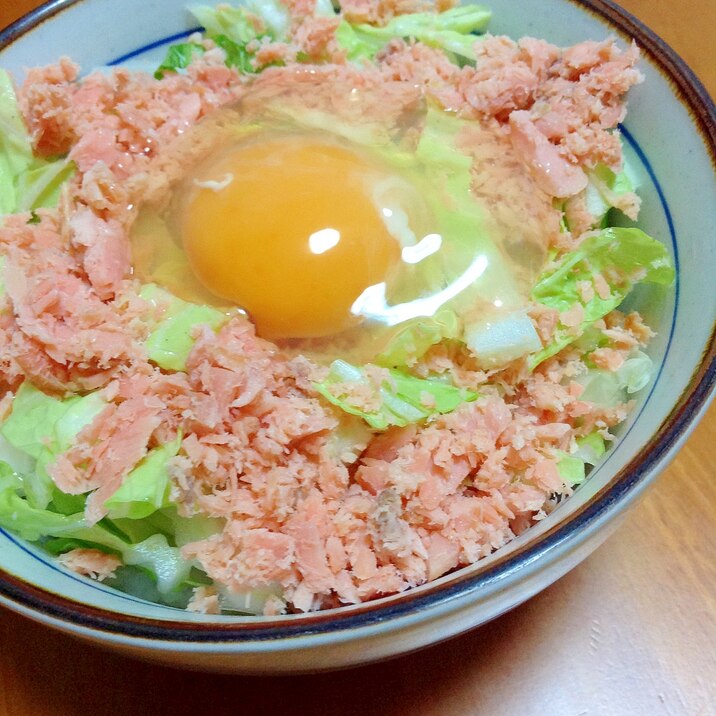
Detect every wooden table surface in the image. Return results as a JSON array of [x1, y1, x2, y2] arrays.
[[1, 1, 714, 714]]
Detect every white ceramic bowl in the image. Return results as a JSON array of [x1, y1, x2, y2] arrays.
[[0, 0, 714, 674]]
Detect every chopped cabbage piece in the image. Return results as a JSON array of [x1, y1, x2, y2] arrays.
[[315, 359, 477, 430]]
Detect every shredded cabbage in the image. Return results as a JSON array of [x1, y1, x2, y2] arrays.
[[193, 0, 293, 39], [104, 436, 182, 520], [0, 466, 193, 592], [0, 70, 75, 216], [157, 2, 297, 79], [376, 310, 461, 367], [579, 350, 654, 407], [584, 162, 637, 228], [556, 453, 586, 486], [556, 432, 608, 486], [154, 43, 206, 79], [0, 383, 106, 509], [141, 284, 228, 372], [529, 228, 675, 369], [314, 359, 477, 430], [336, 5, 491, 63]]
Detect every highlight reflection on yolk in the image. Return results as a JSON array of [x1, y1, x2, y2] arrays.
[[181, 138, 400, 339]]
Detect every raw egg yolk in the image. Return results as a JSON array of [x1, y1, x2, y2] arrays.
[[180, 137, 401, 339]]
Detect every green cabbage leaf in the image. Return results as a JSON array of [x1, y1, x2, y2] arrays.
[[0, 70, 75, 216], [104, 436, 182, 520], [556, 432, 608, 486], [336, 5, 491, 63], [191, 0, 291, 41], [314, 359, 477, 429], [529, 228, 674, 369], [154, 43, 206, 79], [0, 382, 106, 509], [0, 462, 203, 594], [376, 310, 461, 368], [141, 284, 228, 372], [584, 162, 636, 228], [157, 1, 297, 78]]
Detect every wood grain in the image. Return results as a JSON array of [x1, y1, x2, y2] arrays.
[[1, 1, 714, 714]]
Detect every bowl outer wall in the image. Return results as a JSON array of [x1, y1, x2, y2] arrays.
[[0, 0, 714, 673]]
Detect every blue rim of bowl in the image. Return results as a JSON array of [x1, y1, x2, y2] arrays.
[[0, 0, 714, 644]]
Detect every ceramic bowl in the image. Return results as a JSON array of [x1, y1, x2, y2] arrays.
[[0, 0, 714, 674]]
